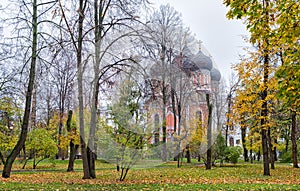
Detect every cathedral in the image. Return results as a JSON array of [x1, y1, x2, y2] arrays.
[[145, 45, 221, 145]]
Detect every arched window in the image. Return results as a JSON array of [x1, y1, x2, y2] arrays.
[[154, 114, 160, 144]]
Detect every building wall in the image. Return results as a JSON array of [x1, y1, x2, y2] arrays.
[[146, 68, 219, 144], [228, 125, 242, 147]]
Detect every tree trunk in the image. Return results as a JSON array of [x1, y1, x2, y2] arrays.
[[58, 120, 63, 159], [171, 88, 177, 134], [250, 138, 253, 163], [261, 0, 271, 176], [77, 0, 90, 179], [87, 147, 96, 178], [46, 89, 52, 126], [261, 126, 269, 175], [261, 54, 270, 175], [285, 128, 290, 153], [68, 142, 79, 172], [268, 127, 275, 169], [33, 153, 36, 169], [175, 95, 182, 163], [120, 167, 130, 181], [186, 144, 191, 163], [261, 110, 269, 175], [86, 0, 102, 178], [171, 88, 177, 162], [291, 110, 299, 168], [225, 94, 231, 147], [206, 94, 212, 170], [161, 81, 167, 162], [177, 151, 181, 168], [241, 125, 249, 162], [30, 85, 37, 130], [66, 110, 77, 172], [58, 99, 65, 159], [21, 157, 28, 169], [250, 149, 253, 164], [261, 67, 270, 169], [273, 146, 277, 161], [2, 0, 37, 178], [160, 43, 168, 162]]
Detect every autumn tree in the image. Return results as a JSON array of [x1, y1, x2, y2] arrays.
[[224, 0, 280, 175], [225, 0, 300, 173], [0, 97, 21, 165], [275, 0, 300, 168], [25, 128, 57, 169], [223, 72, 252, 164], [232, 50, 278, 171]]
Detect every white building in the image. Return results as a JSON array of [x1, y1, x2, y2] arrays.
[[227, 125, 242, 147]]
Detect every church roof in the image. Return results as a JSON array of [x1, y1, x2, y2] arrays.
[[210, 67, 221, 81], [192, 50, 213, 71], [181, 58, 199, 75], [182, 46, 194, 58]]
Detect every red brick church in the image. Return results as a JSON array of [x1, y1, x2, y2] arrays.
[[145, 45, 221, 144]]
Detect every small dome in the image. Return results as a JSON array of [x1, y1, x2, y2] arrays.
[[182, 59, 199, 76], [182, 47, 194, 58], [173, 54, 198, 76], [210, 68, 221, 81], [174, 48, 199, 75], [192, 50, 213, 71]]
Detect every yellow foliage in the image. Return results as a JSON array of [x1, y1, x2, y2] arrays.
[[231, 48, 279, 147], [188, 116, 206, 154]]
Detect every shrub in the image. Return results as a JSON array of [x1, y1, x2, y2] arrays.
[[226, 146, 242, 164], [280, 151, 292, 163], [279, 142, 300, 163]]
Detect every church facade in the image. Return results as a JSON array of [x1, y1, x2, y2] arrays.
[[145, 46, 221, 145]]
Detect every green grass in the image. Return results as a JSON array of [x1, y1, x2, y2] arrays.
[[1, 160, 300, 190], [1, 182, 300, 190], [10, 158, 114, 171], [1, 182, 300, 191]]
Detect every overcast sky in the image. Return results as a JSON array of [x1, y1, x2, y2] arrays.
[[153, 0, 250, 81], [0, 1, 250, 81]]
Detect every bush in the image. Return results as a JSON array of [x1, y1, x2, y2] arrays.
[[280, 151, 292, 163], [215, 134, 227, 165], [226, 146, 242, 164], [279, 142, 300, 163]]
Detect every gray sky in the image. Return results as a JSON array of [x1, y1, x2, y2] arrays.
[[0, 1, 249, 81], [153, 0, 250, 81]]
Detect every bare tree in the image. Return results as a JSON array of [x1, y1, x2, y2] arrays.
[[2, 0, 57, 178], [59, 0, 150, 178], [49, 49, 76, 159], [86, 0, 150, 178], [58, 0, 91, 179], [143, 4, 183, 162]]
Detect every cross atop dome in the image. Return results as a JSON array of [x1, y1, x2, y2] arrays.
[[197, 40, 203, 51]]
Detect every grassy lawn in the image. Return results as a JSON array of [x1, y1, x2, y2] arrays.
[[1, 160, 300, 190]]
